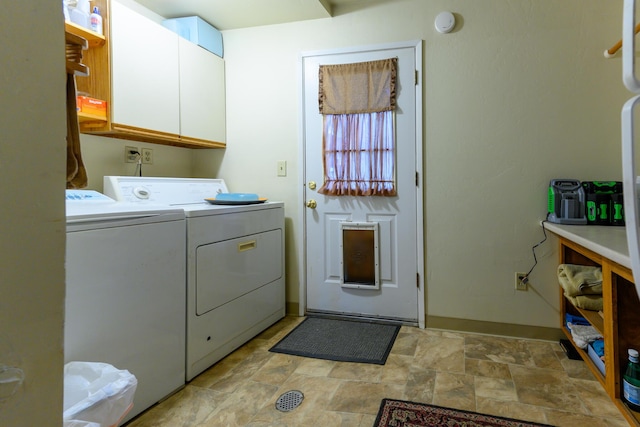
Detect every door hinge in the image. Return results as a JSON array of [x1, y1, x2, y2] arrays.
[[416, 273, 420, 288], [415, 172, 419, 186], [415, 70, 419, 85]]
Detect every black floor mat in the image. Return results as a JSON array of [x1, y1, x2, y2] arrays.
[[269, 316, 400, 365]]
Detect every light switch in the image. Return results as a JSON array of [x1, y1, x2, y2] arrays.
[[277, 161, 287, 177]]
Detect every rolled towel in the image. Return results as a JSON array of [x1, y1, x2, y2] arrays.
[[558, 264, 603, 297], [567, 294, 603, 311]]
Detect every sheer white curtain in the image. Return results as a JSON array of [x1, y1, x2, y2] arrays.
[[317, 58, 397, 196], [320, 111, 395, 196]]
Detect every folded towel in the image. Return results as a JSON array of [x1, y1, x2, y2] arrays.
[[558, 264, 602, 297], [567, 294, 603, 311], [567, 323, 602, 349], [565, 313, 590, 327]]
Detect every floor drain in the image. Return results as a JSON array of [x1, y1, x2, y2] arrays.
[[275, 390, 304, 412]]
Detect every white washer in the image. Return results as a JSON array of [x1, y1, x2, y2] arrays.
[[104, 177, 286, 380], [65, 190, 186, 422]]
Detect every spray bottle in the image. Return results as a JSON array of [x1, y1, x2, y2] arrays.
[[90, 6, 103, 35]]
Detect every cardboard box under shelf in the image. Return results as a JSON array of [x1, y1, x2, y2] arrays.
[[588, 342, 605, 376], [162, 16, 223, 57]]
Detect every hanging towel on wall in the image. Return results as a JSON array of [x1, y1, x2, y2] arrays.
[[558, 264, 603, 297], [66, 73, 87, 189]]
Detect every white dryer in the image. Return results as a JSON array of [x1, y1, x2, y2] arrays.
[[104, 177, 285, 380], [65, 190, 186, 422]]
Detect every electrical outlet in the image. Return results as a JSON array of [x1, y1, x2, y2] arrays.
[[142, 148, 154, 164], [125, 146, 139, 163], [515, 272, 528, 291]]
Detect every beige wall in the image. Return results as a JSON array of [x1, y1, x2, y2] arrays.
[[79, 135, 195, 191], [1, 1, 66, 425], [193, 0, 628, 330]]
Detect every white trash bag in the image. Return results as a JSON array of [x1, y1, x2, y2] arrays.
[[63, 361, 137, 427], [63, 422, 100, 427]]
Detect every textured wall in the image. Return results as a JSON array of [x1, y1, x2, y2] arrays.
[[199, 0, 627, 329]]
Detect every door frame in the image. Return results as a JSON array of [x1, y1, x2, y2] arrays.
[[296, 40, 425, 328]]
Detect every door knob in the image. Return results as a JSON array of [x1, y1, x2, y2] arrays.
[[308, 181, 317, 190], [306, 199, 317, 209]]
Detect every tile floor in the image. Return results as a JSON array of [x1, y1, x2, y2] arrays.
[[125, 316, 631, 427]]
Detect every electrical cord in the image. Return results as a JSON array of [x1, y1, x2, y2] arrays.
[[134, 158, 142, 177], [129, 149, 142, 177], [521, 214, 550, 285]]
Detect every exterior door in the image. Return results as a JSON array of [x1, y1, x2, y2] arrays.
[[302, 41, 423, 324]]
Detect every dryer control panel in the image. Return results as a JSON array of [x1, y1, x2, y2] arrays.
[[104, 176, 228, 206]]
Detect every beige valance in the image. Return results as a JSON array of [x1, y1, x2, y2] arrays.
[[318, 58, 397, 115]]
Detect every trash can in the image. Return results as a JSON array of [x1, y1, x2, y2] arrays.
[[63, 361, 137, 427]]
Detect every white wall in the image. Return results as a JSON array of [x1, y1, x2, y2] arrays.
[[0, 1, 66, 425], [195, 0, 628, 329]]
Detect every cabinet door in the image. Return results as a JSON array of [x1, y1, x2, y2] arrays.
[[179, 38, 226, 143], [110, 1, 180, 136]]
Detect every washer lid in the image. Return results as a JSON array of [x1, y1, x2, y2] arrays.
[[66, 189, 184, 223]]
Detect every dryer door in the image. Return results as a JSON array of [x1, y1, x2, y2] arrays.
[[195, 229, 283, 315]]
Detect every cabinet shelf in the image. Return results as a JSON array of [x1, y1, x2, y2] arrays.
[[564, 297, 604, 336], [78, 111, 107, 124], [560, 325, 606, 383], [65, 21, 105, 48]]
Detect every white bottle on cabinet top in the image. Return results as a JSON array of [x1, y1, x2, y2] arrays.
[[70, 0, 91, 29]]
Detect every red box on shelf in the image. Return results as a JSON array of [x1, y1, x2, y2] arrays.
[[76, 96, 107, 118]]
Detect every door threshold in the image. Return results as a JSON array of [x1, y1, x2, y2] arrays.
[[305, 309, 418, 327]]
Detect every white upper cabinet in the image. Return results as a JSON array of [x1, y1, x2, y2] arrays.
[[178, 37, 226, 144], [111, 0, 180, 136]]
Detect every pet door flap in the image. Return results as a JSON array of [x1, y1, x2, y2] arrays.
[[339, 222, 380, 289]]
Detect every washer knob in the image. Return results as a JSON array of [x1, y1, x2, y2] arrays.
[[133, 186, 150, 199]]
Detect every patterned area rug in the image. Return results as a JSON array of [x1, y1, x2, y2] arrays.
[[374, 399, 552, 427]]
